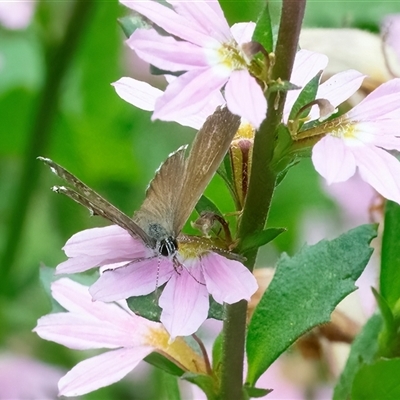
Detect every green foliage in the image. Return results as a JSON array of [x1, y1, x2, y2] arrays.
[[161, 370, 182, 400], [288, 71, 322, 123], [238, 227, 286, 253], [144, 352, 184, 377], [118, 15, 150, 38], [333, 314, 382, 400], [352, 358, 400, 400], [246, 224, 377, 385], [381, 201, 400, 309], [127, 289, 164, 322], [195, 195, 223, 217], [244, 385, 273, 398], [183, 373, 218, 400], [252, 3, 274, 53]]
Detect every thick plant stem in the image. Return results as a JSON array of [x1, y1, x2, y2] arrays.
[[0, 1, 95, 296], [219, 1, 306, 398]]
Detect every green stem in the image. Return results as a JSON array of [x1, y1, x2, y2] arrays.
[[0, 1, 95, 297], [219, 1, 306, 398]]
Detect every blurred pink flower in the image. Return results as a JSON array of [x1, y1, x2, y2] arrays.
[[0, 353, 64, 399], [312, 78, 400, 204], [56, 225, 257, 338], [34, 278, 208, 397], [0, 1, 35, 30], [383, 14, 400, 63], [120, 0, 266, 128]]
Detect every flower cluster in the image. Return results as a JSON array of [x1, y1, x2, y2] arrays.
[[35, 0, 400, 397]]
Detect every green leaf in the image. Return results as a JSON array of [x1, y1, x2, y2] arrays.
[[244, 385, 273, 398], [149, 65, 184, 77], [252, 3, 274, 53], [288, 71, 322, 122], [267, 80, 301, 95], [352, 358, 400, 400], [195, 195, 223, 217], [161, 371, 182, 400], [127, 289, 163, 322], [381, 201, 400, 309], [239, 228, 286, 253], [209, 297, 225, 321], [246, 224, 377, 385], [118, 15, 150, 38], [144, 352, 185, 377], [182, 373, 218, 400], [333, 314, 382, 400], [212, 333, 223, 371]]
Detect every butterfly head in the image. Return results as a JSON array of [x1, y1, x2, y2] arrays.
[[158, 236, 178, 257]]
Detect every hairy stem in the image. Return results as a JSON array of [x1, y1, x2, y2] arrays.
[[219, 1, 306, 398], [0, 1, 95, 296]]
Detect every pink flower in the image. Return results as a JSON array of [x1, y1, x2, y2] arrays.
[[34, 278, 208, 397], [311, 78, 400, 204], [120, 0, 266, 128], [56, 225, 258, 338], [0, 354, 64, 399], [0, 1, 35, 30]]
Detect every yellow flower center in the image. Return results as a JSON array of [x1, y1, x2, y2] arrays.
[[177, 237, 213, 260], [329, 120, 356, 139], [147, 326, 208, 374], [218, 41, 248, 70]]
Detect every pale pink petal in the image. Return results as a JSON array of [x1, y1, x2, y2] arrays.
[[230, 22, 256, 46], [225, 70, 267, 128], [57, 226, 151, 274], [120, 0, 218, 47], [127, 29, 209, 71], [57, 257, 129, 274], [205, 0, 226, 21], [201, 254, 258, 304], [58, 347, 153, 397], [90, 258, 174, 302], [312, 136, 357, 184], [62, 225, 143, 258], [309, 70, 365, 120], [351, 145, 400, 204], [50, 278, 136, 326], [34, 313, 135, 350], [168, 0, 231, 43], [370, 132, 400, 150], [153, 68, 228, 121], [353, 121, 400, 150], [291, 49, 328, 87], [348, 78, 400, 120], [159, 267, 209, 337], [112, 77, 161, 111]]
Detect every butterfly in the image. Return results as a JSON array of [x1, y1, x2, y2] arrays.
[[39, 106, 240, 258]]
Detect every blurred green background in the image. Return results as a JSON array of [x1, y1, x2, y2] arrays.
[[1, 0, 400, 399]]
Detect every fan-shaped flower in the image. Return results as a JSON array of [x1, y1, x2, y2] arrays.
[[120, 0, 266, 128]]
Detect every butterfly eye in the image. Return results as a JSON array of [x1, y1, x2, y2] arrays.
[[159, 237, 178, 257]]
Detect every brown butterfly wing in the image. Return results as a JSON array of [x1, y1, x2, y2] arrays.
[[172, 107, 240, 233], [38, 157, 155, 248]]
